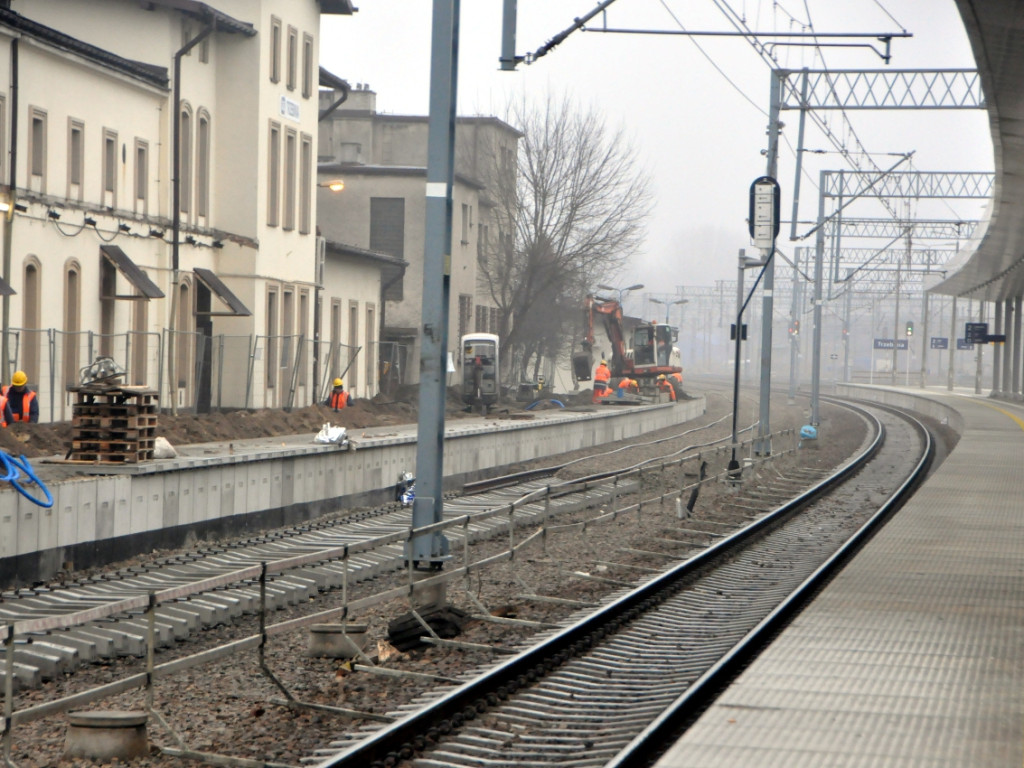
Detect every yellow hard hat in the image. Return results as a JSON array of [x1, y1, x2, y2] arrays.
[[600, 360, 607, 365], [657, 374, 666, 380], [11, 370, 26, 387], [333, 378, 343, 387]]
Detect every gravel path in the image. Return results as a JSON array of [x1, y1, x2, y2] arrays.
[[6, 390, 872, 767]]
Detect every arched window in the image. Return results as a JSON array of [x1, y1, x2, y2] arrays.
[[21, 258, 41, 384], [176, 279, 192, 389], [63, 260, 81, 389], [179, 103, 193, 215], [197, 110, 210, 218]]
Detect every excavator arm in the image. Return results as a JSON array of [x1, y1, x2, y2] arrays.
[[573, 295, 629, 381]]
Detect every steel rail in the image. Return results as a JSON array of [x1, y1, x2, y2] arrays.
[[316, 401, 890, 768], [604, 399, 934, 768]]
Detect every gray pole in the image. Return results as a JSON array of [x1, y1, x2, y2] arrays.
[[919, 288, 929, 388], [787, 248, 800, 403], [810, 172, 825, 426], [842, 272, 852, 382], [948, 296, 957, 390], [975, 300, 985, 394], [892, 260, 901, 383], [1012, 295, 1022, 397], [409, 0, 459, 568], [756, 70, 783, 455], [728, 249, 746, 474], [1001, 299, 1012, 395], [992, 300, 1003, 395]]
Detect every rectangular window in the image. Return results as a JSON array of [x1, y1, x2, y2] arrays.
[[286, 26, 298, 91], [299, 134, 312, 234], [348, 301, 359, 392], [0, 97, 6, 182], [199, 37, 209, 64], [458, 294, 472, 342], [283, 128, 296, 230], [330, 299, 342, 379], [369, 197, 405, 257], [103, 128, 117, 206], [29, 108, 46, 185], [490, 307, 500, 336], [68, 119, 84, 196], [302, 34, 314, 98], [134, 139, 148, 213], [475, 305, 488, 333], [298, 290, 309, 386], [266, 288, 278, 387], [461, 203, 472, 244], [270, 17, 282, 83], [197, 116, 210, 217], [365, 304, 375, 394], [282, 288, 294, 367], [267, 121, 280, 226]]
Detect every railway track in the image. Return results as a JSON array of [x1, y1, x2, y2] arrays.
[[0, 411, 747, 693], [313, 398, 932, 768]]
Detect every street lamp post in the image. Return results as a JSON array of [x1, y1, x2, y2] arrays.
[[597, 283, 644, 308], [649, 297, 688, 325], [729, 250, 766, 477]]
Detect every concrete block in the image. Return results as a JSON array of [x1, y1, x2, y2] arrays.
[[84, 623, 146, 657], [65, 710, 149, 761], [28, 638, 83, 669], [13, 645, 66, 680], [94, 477, 117, 542], [0, 488, 18, 557], [112, 475, 132, 538], [0, 661, 42, 691], [63, 628, 116, 658]]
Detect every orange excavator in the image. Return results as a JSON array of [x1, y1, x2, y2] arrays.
[[572, 295, 682, 386]]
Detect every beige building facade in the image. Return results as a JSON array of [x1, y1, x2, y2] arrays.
[[0, 0, 371, 422], [317, 86, 521, 385]]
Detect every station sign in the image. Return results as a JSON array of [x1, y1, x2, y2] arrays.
[[930, 337, 949, 350], [956, 338, 974, 350], [748, 176, 780, 249], [965, 322, 988, 344], [873, 338, 908, 350]]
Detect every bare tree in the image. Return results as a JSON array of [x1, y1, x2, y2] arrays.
[[479, 93, 652, 382]]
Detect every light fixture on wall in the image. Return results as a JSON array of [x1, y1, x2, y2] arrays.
[[211, 239, 224, 248], [149, 228, 165, 238], [46, 209, 61, 220], [318, 179, 345, 192], [185, 235, 197, 245], [118, 223, 131, 233], [84, 216, 97, 226]]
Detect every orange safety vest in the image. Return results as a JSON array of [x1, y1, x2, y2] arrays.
[[594, 364, 611, 384], [329, 390, 350, 410], [0, 392, 8, 428], [657, 380, 676, 401], [3, 388, 36, 422], [670, 372, 683, 384]]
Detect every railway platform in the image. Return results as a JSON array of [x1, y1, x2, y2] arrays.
[[655, 384, 1024, 767]]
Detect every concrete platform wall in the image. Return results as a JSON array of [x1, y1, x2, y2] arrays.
[[835, 384, 965, 435], [0, 399, 704, 586]]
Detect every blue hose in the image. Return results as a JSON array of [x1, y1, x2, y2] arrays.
[[1, 452, 53, 507]]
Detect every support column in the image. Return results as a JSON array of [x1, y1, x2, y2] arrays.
[[947, 297, 957, 391], [992, 300, 1003, 396], [1001, 299, 1012, 396], [1013, 296, 1022, 398]]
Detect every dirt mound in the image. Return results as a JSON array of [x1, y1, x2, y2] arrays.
[[0, 387, 526, 459]]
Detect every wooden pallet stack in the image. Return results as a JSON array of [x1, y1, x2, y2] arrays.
[[69, 385, 158, 463]]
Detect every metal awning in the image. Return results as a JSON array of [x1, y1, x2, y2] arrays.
[[99, 245, 164, 299], [0, 274, 14, 296], [193, 267, 251, 316]]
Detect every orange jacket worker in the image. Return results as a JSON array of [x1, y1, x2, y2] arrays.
[[1, 371, 37, 423], [325, 378, 351, 410]]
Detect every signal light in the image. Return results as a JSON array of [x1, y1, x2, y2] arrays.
[[905, 321, 914, 337]]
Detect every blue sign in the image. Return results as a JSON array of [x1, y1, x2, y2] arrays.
[[930, 337, 949, 350], [873, 338, 908, 350], [965, 322, 988, 344], [956, 338, 974, 350]]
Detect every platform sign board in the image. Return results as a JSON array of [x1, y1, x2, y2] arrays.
[[749, 176, 780, 249], [957, 338, 974, 350], [965, 322, 988, 344], [930, 337, 949, 350], [873, 338, 908, 350]]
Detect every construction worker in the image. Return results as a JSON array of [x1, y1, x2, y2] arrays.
[[656, 374, 676, 402], [593, 359, 611, 402], [616, 377, 638, 397], [0, 384, 14, 428], [669, 370, 684, 397], [325, 378, 352, 410], [2, 371, 38, 423]]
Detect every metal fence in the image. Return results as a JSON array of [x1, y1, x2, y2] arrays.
[[2, 328, 389, 423]]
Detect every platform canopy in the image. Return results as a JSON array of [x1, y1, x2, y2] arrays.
[[932, 2, 1024, 301]]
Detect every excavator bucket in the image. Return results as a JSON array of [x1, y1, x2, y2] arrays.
[[573, 351, 594, 381]]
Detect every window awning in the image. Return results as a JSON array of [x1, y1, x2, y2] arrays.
[[193, 267, 251, 316], [99, 245, 164, 299], [0, 274, 14, 296]]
